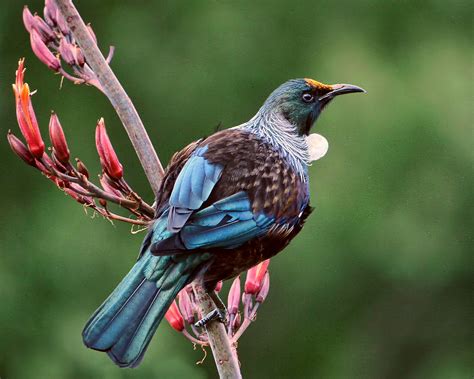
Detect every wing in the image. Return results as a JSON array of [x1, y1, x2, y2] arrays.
[[150, 191, 275, 255], [167, 146, 223, 232]]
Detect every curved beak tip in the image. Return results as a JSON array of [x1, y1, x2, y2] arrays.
[[318, 83, 366, 102], [332, 83, 366, 95]]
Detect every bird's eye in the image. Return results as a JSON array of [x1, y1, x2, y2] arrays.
[[302, 93, 314, 103]]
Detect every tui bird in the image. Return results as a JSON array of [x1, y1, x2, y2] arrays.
[[82, 78, 365, 367]]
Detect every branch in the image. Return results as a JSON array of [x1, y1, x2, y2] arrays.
[[55, 0, 164, 197], [193, 281, 242, 379], [54, 1, 242, 377]]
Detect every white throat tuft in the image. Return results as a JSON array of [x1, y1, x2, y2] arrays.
[[236, 110, 311, 180]]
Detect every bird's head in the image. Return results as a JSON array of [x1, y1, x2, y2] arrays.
[[261, 78, 365, 135]]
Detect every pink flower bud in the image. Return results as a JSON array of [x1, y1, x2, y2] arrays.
[[30, 30, 60, 71], [95, 118, 123, 180], [178, 290, 195, 324], [58, 38, 76, 66], [256, 272, 270, 303], [214, 280, 223, 293], [72, 45, 85, 67], [165, 300, 184, 332], [22, 6, 35, 33], [12, 60, 45, 159], [232, 312, 241, 330], [7, 131, 36, 167], [32, 15, 55, 42], [87, 24, 98, 44], [55, 9, 69, 36], [49, 112, 70, 163], [227, 276, 241, 315], [244, 259, 270, 295], [44, 0, 58, 26], [242, 293, 252, 319]]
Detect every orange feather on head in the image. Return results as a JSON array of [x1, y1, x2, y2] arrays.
[[304, 78, 333, 92]]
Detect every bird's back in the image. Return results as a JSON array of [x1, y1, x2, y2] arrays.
[[153, 128, 312, 284], [158, 128, 309, 221]]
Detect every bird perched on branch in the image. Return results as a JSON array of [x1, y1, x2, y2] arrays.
[[82, 78, 365, 367]]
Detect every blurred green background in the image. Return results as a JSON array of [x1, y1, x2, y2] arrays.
[[0, 0, 472, 378]]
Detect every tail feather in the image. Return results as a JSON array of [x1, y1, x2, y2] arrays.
[[82, 252, 193, 368]]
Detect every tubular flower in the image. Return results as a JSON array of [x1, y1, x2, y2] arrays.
[[256, 272, 270, 303], [99, 174, 123, 197], [72, 45, 85, 67], [214, 280, 223, 293], [8, 58, 154, 235], [64, 186, 93, 206], [22, 6, 35, 33], [49, 112, 70, 163], [165, 300, 184, 332], [228, 276, 241, 315], [22, 2, 114, 90], [178, 290, 195, 325], [232, 312, 241, 330], [12, 59, 45, 158], [7, 131, 36, 167], [86, 24, 98, 44], [30, 30, 60, 71], [32, 14, 55, 42], [43, 0, 58, 27], [58, 38, 76, 66], [244, 259, 270, 295], [95, 118, 123, 180], [76, 159, 90, 179]]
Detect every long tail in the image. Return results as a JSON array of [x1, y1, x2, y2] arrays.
[[82, 251, 196, 368]]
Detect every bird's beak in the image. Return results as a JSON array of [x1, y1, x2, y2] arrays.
[[319, 83, 366, 102]]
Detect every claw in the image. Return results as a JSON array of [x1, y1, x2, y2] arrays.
[[194, 308, 227, 328]]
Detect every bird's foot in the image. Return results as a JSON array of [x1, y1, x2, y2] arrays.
[[194, 308, 227, 328]]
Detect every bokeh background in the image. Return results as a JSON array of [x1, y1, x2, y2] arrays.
[[0, 0, 472, 378]]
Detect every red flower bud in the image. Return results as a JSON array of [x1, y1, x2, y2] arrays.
[[15, 58, 25, 88], [76, 159, 89, 179], [22, 6, 35, 33], [99, 174, 123, 198], [49, 112, 70, 163], [64, 186, 93, 205], [30, 30, 60, 71], [227, 276, 241, 315], [256, 272, 270, 303], [12, 60, 45, 159], [7, 131, 36, 167], [214, 280, 223, 293], [95, 118, 123, 180], [165, 300, 184, 332], [42, 151, 54, 166], [50, 152, 69, 173], [178, 290, 195, 324], [245, 259, 270, 295]]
